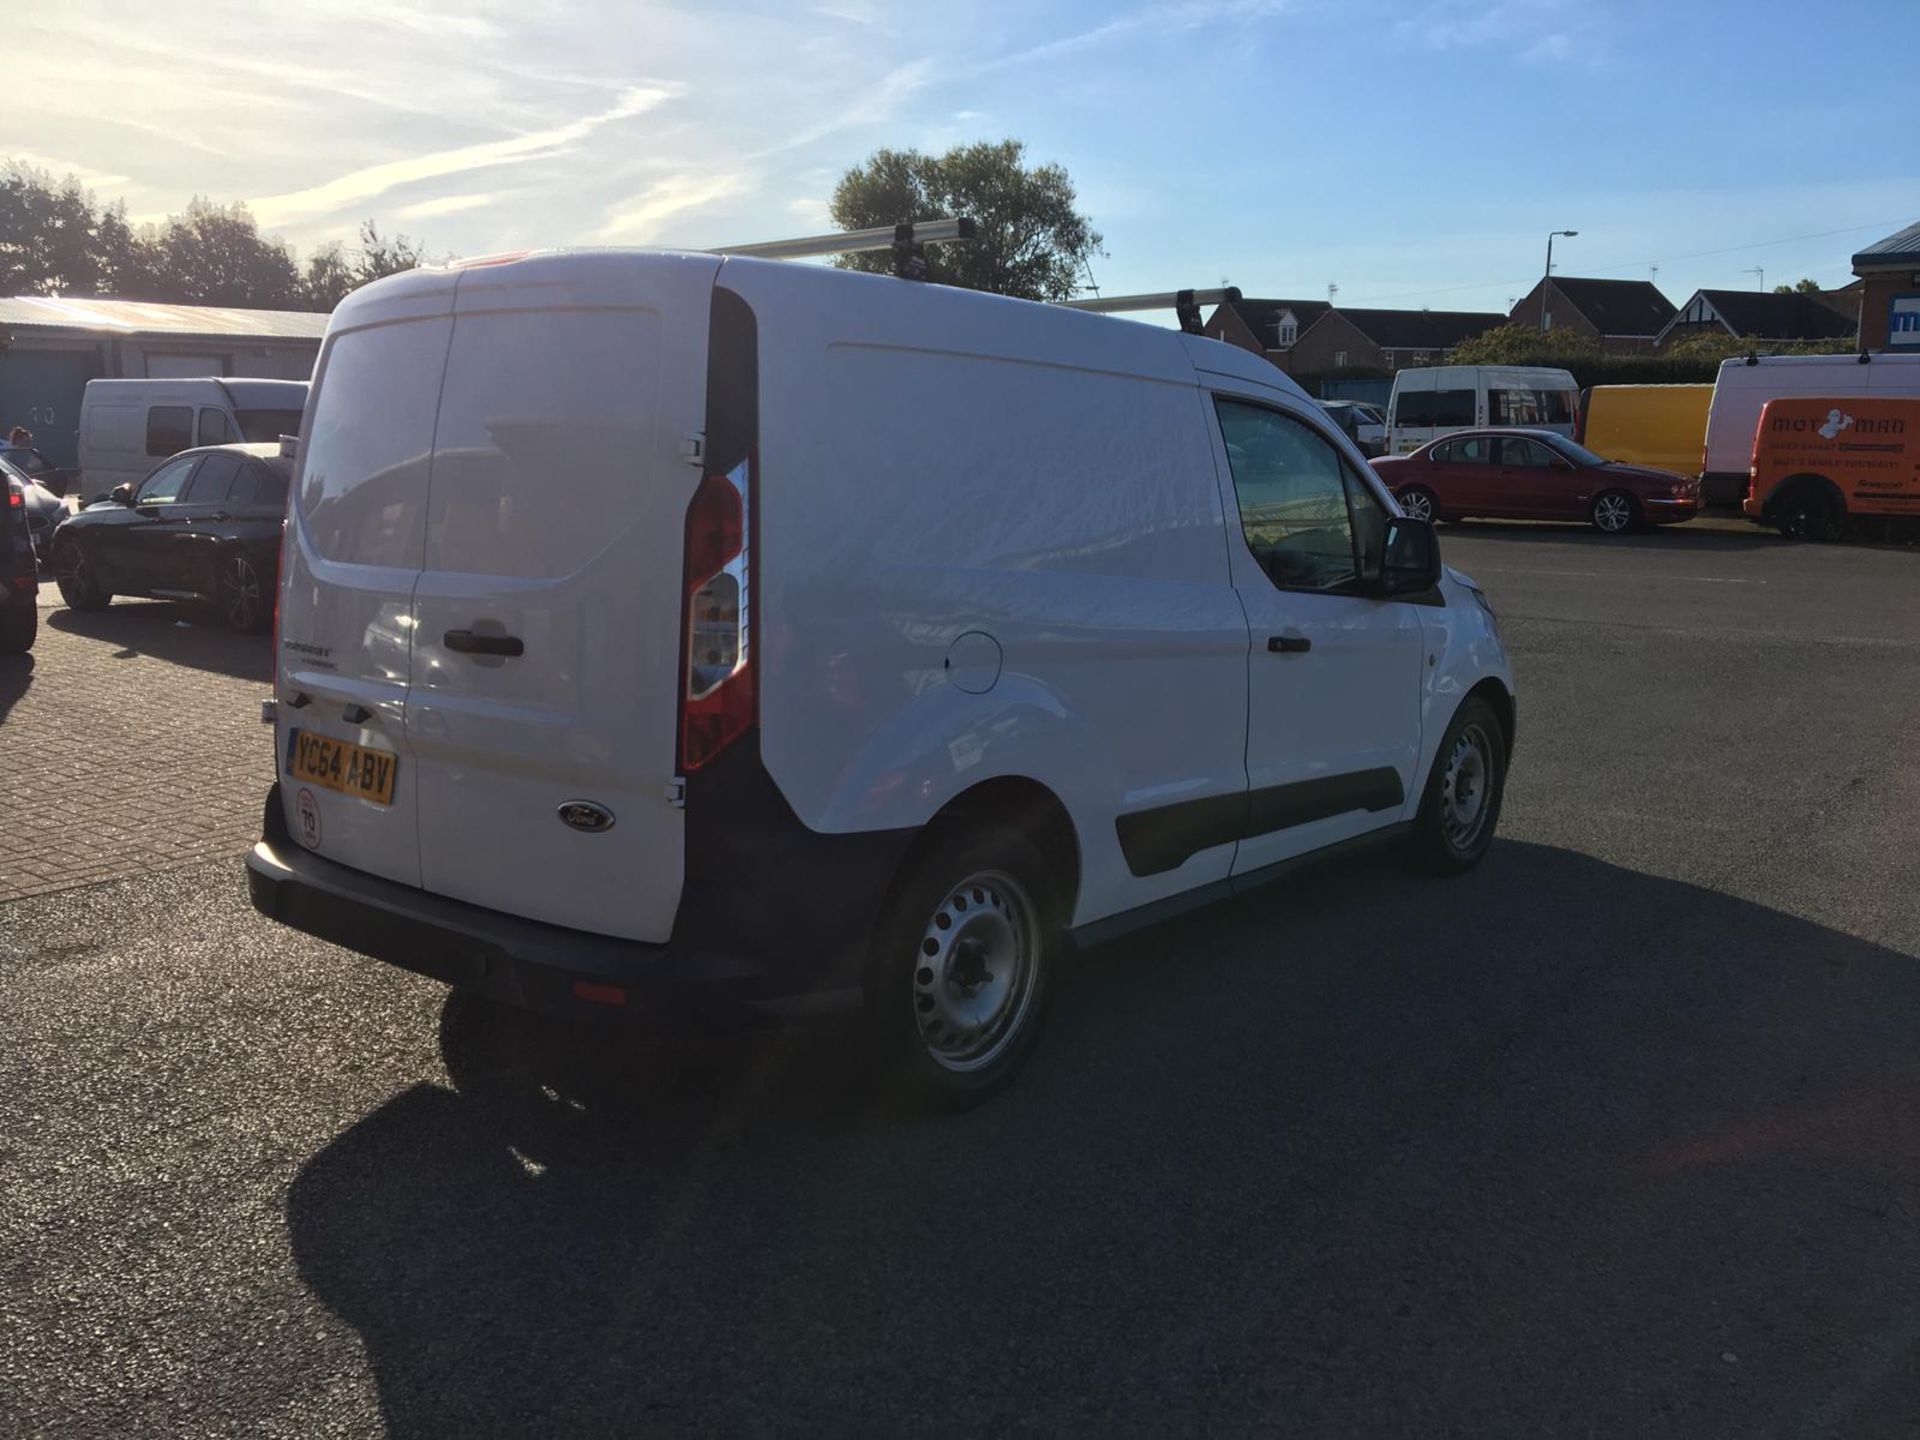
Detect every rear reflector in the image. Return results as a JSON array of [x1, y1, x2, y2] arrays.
[[571, 980, 628, 1006]]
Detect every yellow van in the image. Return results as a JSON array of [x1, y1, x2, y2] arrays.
[[1744, 396, 1920, 538], [1577, 384, 1713, 478]]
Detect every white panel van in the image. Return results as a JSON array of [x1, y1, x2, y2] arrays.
[[246, 251, 1517, 1103], [1700, 353, 1920, 506], [1387, 365, 1578, 454], [78, 378, 308, 500]]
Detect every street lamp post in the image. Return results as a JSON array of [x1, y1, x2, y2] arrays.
[[1541, 229, 1578, 333]]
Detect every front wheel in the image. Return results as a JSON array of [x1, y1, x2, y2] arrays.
[[1397, 486, 1438, 523], [52, 539, 112, 611], [1406, 695, 1507, 874], [215, 552, 270, 634], [1589, 490, 1638, 534], [869, 828, 1058, 1108]]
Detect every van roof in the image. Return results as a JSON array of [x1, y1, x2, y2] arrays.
[[334, 246, 1285, 395]]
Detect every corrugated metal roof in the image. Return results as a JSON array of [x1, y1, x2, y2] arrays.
[[1853, 220, 1920, 268], [0, 295, 328, 341]]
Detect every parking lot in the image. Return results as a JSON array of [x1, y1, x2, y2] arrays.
[[6, 520, 1920, 1435]]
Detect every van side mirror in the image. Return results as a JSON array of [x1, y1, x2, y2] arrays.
[[110, 483, 134, 505], [1378, 516, 1441, 596]]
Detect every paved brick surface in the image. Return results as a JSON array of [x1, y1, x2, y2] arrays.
[[0, 591, 273, 902]]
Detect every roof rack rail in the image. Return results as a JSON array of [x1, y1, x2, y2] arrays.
[[712, 218, 977, 280], [1059, 286, 1242, 335]]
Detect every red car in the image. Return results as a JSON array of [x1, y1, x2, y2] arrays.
[[1370, 428, 1699, 534]]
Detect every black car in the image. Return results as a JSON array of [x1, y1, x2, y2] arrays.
[[51, 443, 290, 634], [3, 474, 37, 653]]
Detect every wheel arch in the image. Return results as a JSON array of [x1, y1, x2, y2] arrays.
[[1466, 677, 1516, 761], [886, 774, 1083, 928], [1763, 471, 1846, 521]]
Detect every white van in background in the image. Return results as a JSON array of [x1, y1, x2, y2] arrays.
[[245, 250, 1516, 1104], [1387, 365, 1579, 454], [78, 378, 308, 500], [1700, 352, 1920, 506]]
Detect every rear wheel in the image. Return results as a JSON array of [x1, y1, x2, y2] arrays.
[[1397, 485, 1438, 523], [869, 827, 1058, 1108], [52, 538, 111, 611], [1589, 490, 1638, 534], [1406, 695, 1506, 874], [215, 551, 270, 634], [0, 601, 34, 654]]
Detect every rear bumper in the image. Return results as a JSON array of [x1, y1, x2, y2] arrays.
[[245, 785, 860, 1024]]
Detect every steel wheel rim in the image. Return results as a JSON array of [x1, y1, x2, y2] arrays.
[[1594, 494, 1632, 532], [910, 868, 1040, 1073], [1440, 723, 1494, 853], [221, 557, 260, 630], [1401, 490, 1434, 522]]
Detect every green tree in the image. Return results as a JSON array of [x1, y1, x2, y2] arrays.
[[302, 220, 432, 309], [147, 198, 300, 308], [1771, 277, 1822, 294], [1445, 322, 1602, 366], [0, 164, 104, 294], [829, 139, 1101, 301]]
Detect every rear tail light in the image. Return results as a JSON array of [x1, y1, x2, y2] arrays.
[[679, 458, 753, 770], [6, 484, 21, 508]]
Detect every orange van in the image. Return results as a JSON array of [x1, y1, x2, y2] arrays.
[[1744, 396, 1920, 539]]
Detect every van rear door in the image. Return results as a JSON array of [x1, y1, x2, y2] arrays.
[[274, 269, 457, 887], [406, 252, 720, 943]]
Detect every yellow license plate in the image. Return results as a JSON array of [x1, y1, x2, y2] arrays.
[[287, 729, 399, 806]]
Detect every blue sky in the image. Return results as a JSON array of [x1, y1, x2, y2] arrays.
[[12, 0, 1915, 315]]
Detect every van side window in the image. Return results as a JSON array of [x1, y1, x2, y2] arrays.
[[1214, 399, 1360, 592], [1430, 390, 1477, 427], [146, 406, 193, 457]]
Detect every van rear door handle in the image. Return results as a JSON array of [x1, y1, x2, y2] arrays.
[[1267, 634, 1312, 654], [444, 629, 524, 658]]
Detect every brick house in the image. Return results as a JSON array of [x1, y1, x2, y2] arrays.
[[1202, 296, 1332, 376], [1655, 288, 1858, 349], [1286, 307, 1506, 377], [1507, 276, 1677, 354], [1852, 220, 1920, 352]]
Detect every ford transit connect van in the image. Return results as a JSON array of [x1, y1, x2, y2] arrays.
[[1744, 396, 1920, 538], [246, 250, 1516, 1102]]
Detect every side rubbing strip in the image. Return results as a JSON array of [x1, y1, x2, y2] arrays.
[[1115, 767, 1406, 878]]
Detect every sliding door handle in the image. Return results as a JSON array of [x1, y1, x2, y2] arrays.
[[1267, 634, 1312, 654]]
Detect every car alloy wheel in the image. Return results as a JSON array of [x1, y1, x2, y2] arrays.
[[1399, 488, 1436, 522], [219, 555, 263, 632], [1591, 492, 1634, 533], [909, 868, 1042, 1074]]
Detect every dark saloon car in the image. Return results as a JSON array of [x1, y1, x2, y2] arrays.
[[3, 472, 37, 652], [1370, 428, 1699, 534], [51, 443, 289, 633]]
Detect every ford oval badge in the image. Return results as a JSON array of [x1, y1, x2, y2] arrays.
[[557, 800, 615, 834]]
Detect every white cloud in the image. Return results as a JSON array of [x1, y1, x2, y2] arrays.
[[993, 0, 1289, 67], [396, 192, 502, 220], [593, 172, 750, 244], [785, 195, 834, 229], [1521, 32, 1573, 63], [249, 85, 678, 227]]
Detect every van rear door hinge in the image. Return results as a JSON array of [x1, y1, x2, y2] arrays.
[[665, 777, 686, 809], [679, 432, 705, 468]]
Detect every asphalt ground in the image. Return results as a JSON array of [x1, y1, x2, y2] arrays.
[[5, 517, 1920, 1436]]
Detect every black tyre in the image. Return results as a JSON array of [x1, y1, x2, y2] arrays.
[[1406, 695, 1507, 874], [1776, 483, 1843, 542], [1397, 485, 1439, 524], [52, 539, 112, 611], [1589, 490, 1638, 534], [0, 601, 34, 654], [868, 826, 1059, 1108], [215, 551, 270, 634]]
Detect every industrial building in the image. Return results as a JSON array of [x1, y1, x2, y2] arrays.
[[0, 297, 326, 466]]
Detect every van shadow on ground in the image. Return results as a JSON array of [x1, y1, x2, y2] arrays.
[[287, 841, 1920, 1436], [47, 600, 269, 682], [0, 652, 32, 723]]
